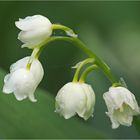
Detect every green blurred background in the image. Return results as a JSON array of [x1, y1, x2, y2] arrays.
[[0, 1, 140, 139]]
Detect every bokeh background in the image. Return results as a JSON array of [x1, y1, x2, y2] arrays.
[[0, 1, 140, 139]]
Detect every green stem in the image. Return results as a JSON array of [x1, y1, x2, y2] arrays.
[[52, 24, 77, 37], [36, 36, 117, 84], [72, 58, 95, 82], [79, 65, 98, 83], [26, 47, 40, 70]]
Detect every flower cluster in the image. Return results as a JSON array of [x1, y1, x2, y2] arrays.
[[2, 15, 140, 129]]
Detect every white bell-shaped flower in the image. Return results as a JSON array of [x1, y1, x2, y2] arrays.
[[55, 82, 95, 120], [15, 15, 52, 49], [103, 86, 140, 129], [3, 56, 44, 102]]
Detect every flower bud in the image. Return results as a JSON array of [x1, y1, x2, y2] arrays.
[[3, 57, 44, 102], [103, 86, 140, 129], [15, 15, 52, 49], [55, 82, 95, 120]]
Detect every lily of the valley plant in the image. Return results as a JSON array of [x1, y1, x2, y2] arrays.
[[3, 15, 140, 129]]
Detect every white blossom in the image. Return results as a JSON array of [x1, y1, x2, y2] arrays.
[[55, 82, 95, 120], [3, 56, 44, 102], [103, 86, 140, 129], [15, 15, 52, 49]]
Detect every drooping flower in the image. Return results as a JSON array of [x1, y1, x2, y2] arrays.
[[103, 86, 140, 129], [15, 15, 52, 49], [3, 56, 44, 102], [55, 82, 95, 120]]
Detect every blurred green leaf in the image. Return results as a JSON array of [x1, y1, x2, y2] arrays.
[[134, 116, 140, 135], [0, 68, 105, 139]]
